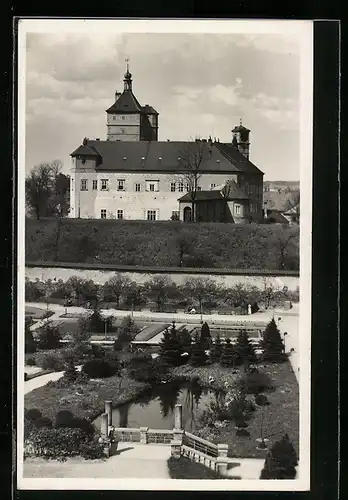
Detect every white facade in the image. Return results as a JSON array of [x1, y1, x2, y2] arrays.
[[69, 159, 240, 220]]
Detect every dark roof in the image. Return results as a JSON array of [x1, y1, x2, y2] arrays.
[[232, 124, 251, 133], [223, 180, 249, 200], [70, 140, 264, 175], [70, 144, 99, 156], [142, 104, 159, 115], [178, 191, 224, 202], [106, 90, 143, 114], [214, 143, 263, 175], [263, 209, 289, 224]]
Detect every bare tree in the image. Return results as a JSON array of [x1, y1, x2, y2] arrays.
[[178, 139, 208, 222], [182, 277, 219, 322], [284, 191, 300, 224]]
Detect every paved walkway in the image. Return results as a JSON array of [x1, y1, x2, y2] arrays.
[[24, 366, 82, 394], [24, 442, 171, 478], [23, 442, 268, 480]]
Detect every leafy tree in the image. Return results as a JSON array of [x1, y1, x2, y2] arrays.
[[260, 318, 286, 362], [260, 434, 298, 479], [65, 276, 99, 306], [83, 307, 113, 333], [25, 318, 37, 353], [182, 277, 218, 320], [177, 327, 192, 354], [144, 276, 177, 311], [220, 338, 240, 368], [271, 226, 299, 270], [210, 334, 223, 364], [159, 322, 183, 366], [200, 322, 212, 350], [235, 330, 257, 369], [71, 314, 93, 347], [117, 316, 139, 346], [123, 281, 144, 307], [36, 321, 61, 350], [25, 164, 55, 219], [25, 161, 70, 220], [103, 273, 132, 307], [64, 358, 78, 383], [190, 332, 208, 366]]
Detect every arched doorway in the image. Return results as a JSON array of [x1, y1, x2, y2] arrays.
[[183, 206, 192, 222]]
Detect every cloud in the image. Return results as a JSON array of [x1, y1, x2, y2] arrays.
[[24, 31, 302, 180]]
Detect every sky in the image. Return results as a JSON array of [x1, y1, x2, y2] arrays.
[[23, 23, 309, 181]]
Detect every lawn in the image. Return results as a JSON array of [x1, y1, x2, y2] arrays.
[[24, 372, 150, 423], [25, 306, 54, 320], [170, 361, 299, 459]]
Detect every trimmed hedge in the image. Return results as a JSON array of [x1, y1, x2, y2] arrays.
[[24, 427, 105, 461]]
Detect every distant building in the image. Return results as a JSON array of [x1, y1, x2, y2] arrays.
[[69, 65, 264, 222]]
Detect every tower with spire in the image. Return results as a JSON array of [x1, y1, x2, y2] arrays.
[[105, 60, 159, 142], [232, 118, 251, 159]]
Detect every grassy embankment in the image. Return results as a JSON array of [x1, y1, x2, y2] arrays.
[[26, 218, 299, 270], [25, 371, 151, 423], [169, 361, 299, 459]]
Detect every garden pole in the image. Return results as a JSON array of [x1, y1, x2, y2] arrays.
[[104, 319, 107, 342]]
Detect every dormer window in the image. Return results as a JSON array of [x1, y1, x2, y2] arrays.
[[158, 157, 162, 160], [123, 157, 127, 160], [82, 159, 86, 165]]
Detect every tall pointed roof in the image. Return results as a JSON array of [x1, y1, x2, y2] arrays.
[[106, 90, 143, 113]]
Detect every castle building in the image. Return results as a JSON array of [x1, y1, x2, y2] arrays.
[[70, 66, 264, 222]]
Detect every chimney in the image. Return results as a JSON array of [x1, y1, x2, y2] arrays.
[[96, 138, 100, 141]]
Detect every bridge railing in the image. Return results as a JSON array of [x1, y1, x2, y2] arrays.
[[147, 429, 174, 444], [113, 427, 141, 443], [183, 430, 219, 458]]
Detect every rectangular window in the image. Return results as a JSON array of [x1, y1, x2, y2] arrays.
[[210, 183, 216, 189], [172, 210, 180, 220], [112, 116, 116, 121], [101, 209, 107, 219], [235, 204, 241, 215], [92, 180, 98, 190], [186, 183, 190, 192], [120, 128, 125, 134], [135, 183, 141, 192], [146, 180, 159, 192], [101, 179, 109, 191], [117, 210, 123, 220], [118, 179, 125, 191], [178, 182, 184, 192], [147, 210, 157, 221], [197, 186, 202, 191], [80, 179, 88, 191], [170, 182, 176, 192]]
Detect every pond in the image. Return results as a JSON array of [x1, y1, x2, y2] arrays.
[[93, 380, 221, 432]]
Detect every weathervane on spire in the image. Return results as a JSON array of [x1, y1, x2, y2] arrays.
[[240, 117, 243, 126], [125, 57, 130, 72]]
